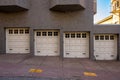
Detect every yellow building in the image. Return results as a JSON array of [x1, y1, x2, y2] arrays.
[[97, 0, 120, 24]]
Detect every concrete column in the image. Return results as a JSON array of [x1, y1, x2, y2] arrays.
[[118, 34, 120, 61], [30, 28, 34, 55], [60, 29, 63, 59], [89, 32, 94, 60], [0, 27, 6, 54]]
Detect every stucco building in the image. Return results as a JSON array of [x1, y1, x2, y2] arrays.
[[0, 0, 120, 60]]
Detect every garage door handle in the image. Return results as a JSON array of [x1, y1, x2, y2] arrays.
[[66, 53, 70, 55], [37, 51, 40, 53], [9, 49, 13, 50], [82, 53, 86, 55], [111, 55, 114, 57], [96, 55, 99, 57], [25, 49, 29, 50], [54, 51, 58, 53]]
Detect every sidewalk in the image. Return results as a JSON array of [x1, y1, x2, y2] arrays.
[[0, 54, 120, 80]]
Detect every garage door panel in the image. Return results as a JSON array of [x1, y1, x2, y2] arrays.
[[36, 45, 47, 48], [65, 46, 69, 50], [48, 39, 54, 42], [70, 45, 80, 50], [8, 44, 29, 47], [6, 28, 30, 54], [7, 47, 29, 53], [8, 40, 29, 42], [35, 30, 59, 56], [65, 41, 69, 44], [8, 42, 29, 47], [37, 44, 57, 48], [94, 34, 117, 60], [64, 52, 89, 58], [64, 32, 89, 58], [36, 50, 58, 56], [70, 41, 76, 44], [47, 43, 54, 46], [105, 48, 111, 52], [36, 40, 43, 43], [94, 54, 105, 60], [105, 54, 116, 60], [8, 35, 28, 39]]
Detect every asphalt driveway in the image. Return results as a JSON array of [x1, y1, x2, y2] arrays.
[[0, 54, 120, 80]]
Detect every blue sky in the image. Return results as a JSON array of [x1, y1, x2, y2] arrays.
[[94, 0, 111, 23]]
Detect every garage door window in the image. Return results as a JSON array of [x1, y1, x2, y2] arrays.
[[110, 36, 114, 40], [37, 32, 41, 36], [77, 33, 81, 38], [25, 29, 29, 34], [95, 36, 99, 40], [71, 34, 75, 38], [9, 30, 13, 34], [20, 29, 24, 34], [42, 32, 47, 36], [100, 36, 104, 40], [82, 33, 86, 38], [9, 29, 29, 34], [65, 34, 70, 38], [105, 36, 109, 40], [54, 32, 58, 36], [48, 32, 52, 36], [14, 30, 18, 34]]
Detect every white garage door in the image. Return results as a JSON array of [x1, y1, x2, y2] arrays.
[[64, 32, 89, 58], [94, 34, 117, 60], [34, 30, 59, 56], [6, 28, 30, 53]]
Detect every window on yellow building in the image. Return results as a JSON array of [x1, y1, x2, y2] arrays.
[[116, 1, 119, 7]]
